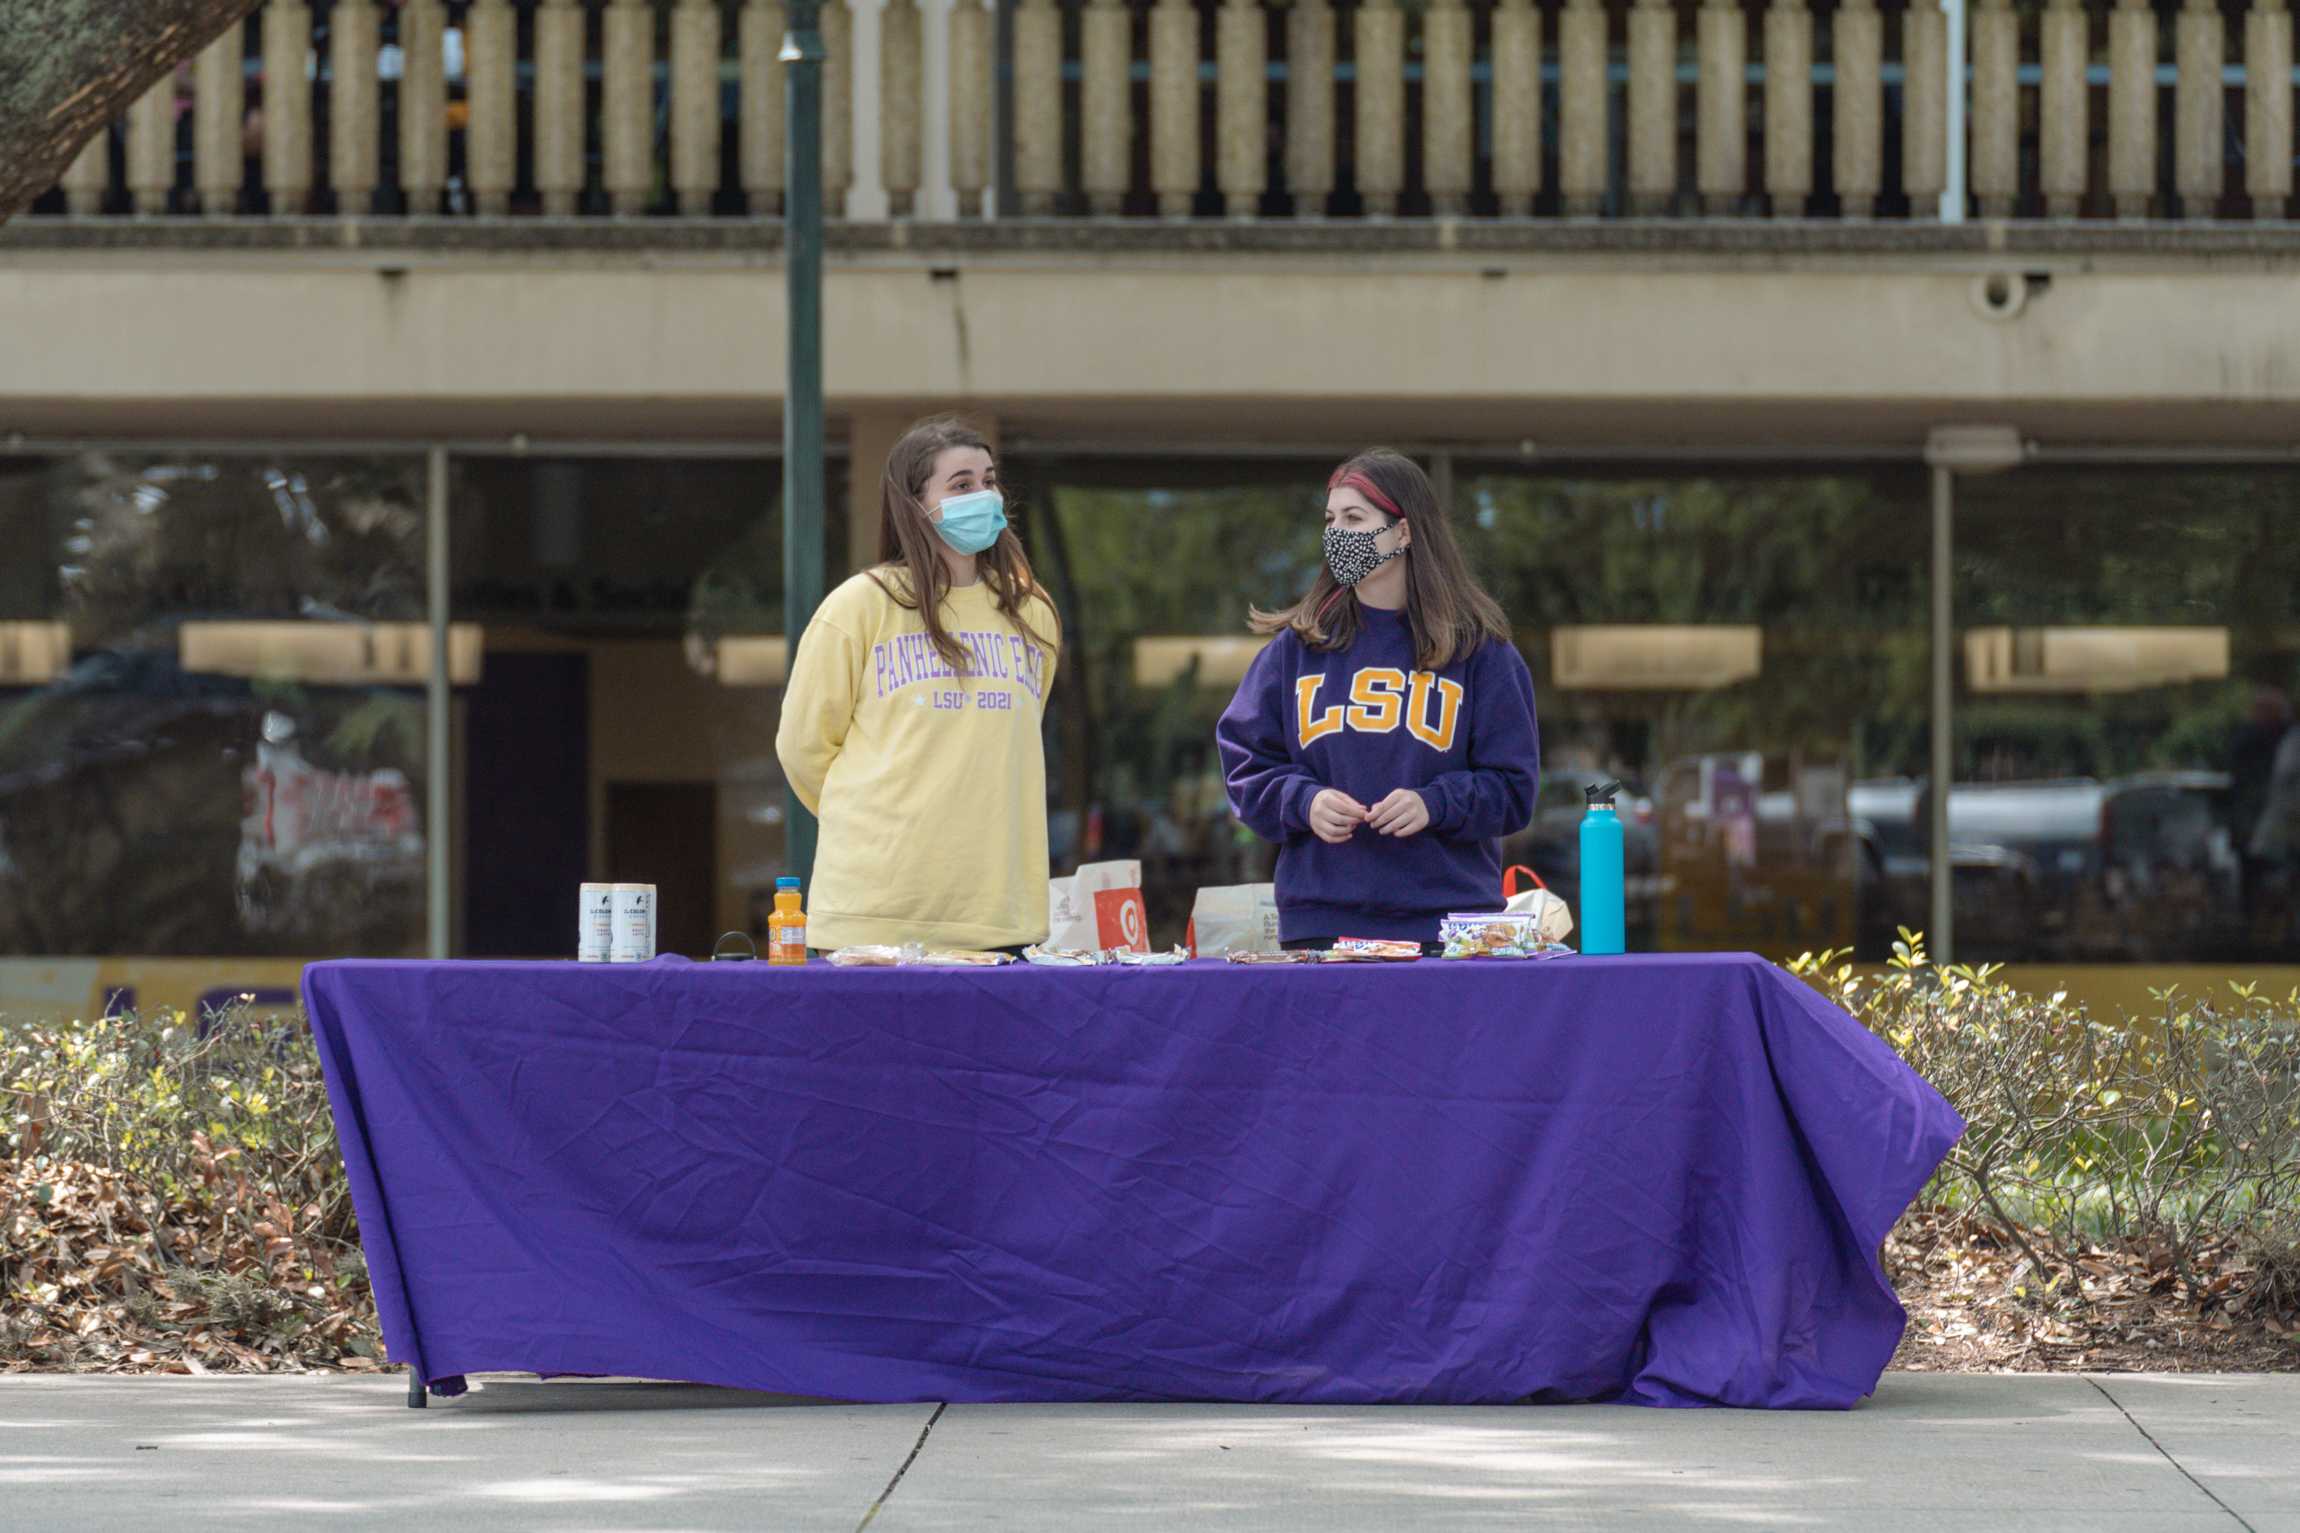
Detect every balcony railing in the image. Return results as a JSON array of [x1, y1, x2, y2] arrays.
[[31, 0, 2300, 224]]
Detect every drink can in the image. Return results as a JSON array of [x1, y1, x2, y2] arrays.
[[577, 882, 616, 962], [610, 883, 656, 962]]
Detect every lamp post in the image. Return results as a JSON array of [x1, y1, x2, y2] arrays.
[[782, 0, 828, 887]]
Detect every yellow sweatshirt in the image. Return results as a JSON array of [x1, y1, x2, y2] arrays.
[[776, 570, 1061, 951]]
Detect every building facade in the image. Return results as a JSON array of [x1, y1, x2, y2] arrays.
[[4, 0, 2299, 1015]]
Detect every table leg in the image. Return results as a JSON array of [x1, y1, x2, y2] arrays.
[[407, 1369, 427, 1409]]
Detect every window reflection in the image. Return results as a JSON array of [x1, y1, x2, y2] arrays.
[[1027, 461, 1928, 959], [449, 456, 806, 959], [1955, 469, 2300, 963], [0, 453, 430, 964]]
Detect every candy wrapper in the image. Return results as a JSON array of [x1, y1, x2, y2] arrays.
[[1223, 950, 1316, 965], [1327, 938, 1423, 963], [828, 945, 912, 968], [1109, 945, 1190, 967], [1023, 946, 1104, 967], [917, 949, 1017, 967], [1438, 913, 1573, 960]]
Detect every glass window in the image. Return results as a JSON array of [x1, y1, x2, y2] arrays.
[[448, 456, 817, 959], [1024, 458, 1929, 960], [0, 453, 431, 983], [1021, 458, 1328, 943], [1954, 468, 2300, 964], [1459, 465, 1931, 960]]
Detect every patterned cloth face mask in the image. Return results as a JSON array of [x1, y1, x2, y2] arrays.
[[1323, 523, 1402, 587]]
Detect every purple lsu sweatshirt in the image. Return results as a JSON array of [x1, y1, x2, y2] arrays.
[[1216, 604, 1541, 943]]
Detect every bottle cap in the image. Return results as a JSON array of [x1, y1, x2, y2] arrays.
[[776, 876, 801, 890], [1585, 780, 1623, 809]]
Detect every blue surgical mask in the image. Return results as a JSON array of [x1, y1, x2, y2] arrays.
[[932, 489, 1007, 555]]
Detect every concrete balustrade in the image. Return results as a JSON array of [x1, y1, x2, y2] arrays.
[[1491, 0, 1541, 217], [1833, 0, 1882, 219], [35, 0, 2300, 228], [262, 0, 313, 215], [2252, 0, 2295, 220], [1764, 0, 1813, 217], [1697, 0, 1747, 216], [1287, 0, 1337, 218]]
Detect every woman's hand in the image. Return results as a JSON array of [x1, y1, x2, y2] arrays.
[[1308, 788, 1368, 844], [1366, 789, 1432, 838]]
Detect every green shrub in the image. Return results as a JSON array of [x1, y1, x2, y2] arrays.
[[2, 1002, 375, 1369], [1792, 932, 2300, 1308]]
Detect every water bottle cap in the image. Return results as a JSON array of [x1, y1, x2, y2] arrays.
[[1585, 780, 1623, 808], [776, 876, 801, 890]]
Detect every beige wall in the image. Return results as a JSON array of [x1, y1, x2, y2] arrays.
[[4, 252, 2298, 447]]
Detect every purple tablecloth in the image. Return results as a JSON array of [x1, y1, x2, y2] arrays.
[[302, 952, 1959, 1409]]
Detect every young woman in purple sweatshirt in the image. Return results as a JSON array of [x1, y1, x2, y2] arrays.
[[1216, 449, 1541, 950]]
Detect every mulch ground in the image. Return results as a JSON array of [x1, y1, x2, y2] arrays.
[[1887, 1208, 2300, 1373], [8, 1167, 2298, 1378]]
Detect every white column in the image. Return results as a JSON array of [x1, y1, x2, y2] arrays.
[[1764, 0, 1814, 217], [1016, 0, 1063, 213], [128, 75, 178, 215], [538, 0, 587, 214], [1082, 0, 1132, 214], [2108, 0, 2158, 219], [1561, 0, 1607, 215], [2176, 0, 2226, 218], [2249, 0, 2294, 219], [604, 0, 653, 216], [743, 0, 789, 216], [884, 0, 928, 215], [949, 0, 992, 215], [1151, 0, 1202, 217], [400, 0, 449, 214], [329, 0, 383, 212], [194, 23, 246, 216], [1286, 0, 1337, 217], [263, 0, 314, 215], [466, 0, 515, 214], [1355, 0, 1405, 217], [2041, 0, 2087, 218], [1697, 0, 1746, 215], [1217, 0, 1268, 218], [1491, 0, 1541, 216], [62, 127, 111, 216]]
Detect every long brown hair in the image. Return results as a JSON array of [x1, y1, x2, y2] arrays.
[[1251, 448, 1509, 669], [868, 417, 1055, 669]]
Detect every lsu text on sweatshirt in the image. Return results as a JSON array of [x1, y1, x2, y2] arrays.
[[1216, 605, 1540, 944], [776, 571, 1060, 951]]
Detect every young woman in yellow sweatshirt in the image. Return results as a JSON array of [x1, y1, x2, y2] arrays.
[[775, 418, 1062, 952]]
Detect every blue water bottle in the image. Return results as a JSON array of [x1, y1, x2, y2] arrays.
[[1579, 780, 1627, 955]]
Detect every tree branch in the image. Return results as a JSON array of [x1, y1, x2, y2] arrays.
[[0, 0, 262, 222]]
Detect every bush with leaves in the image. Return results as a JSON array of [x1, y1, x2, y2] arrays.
[[1, 1002, 379, 1371], [1792, 933, 2300, 1315]]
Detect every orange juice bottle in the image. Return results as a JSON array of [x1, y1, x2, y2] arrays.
[[767, 877, 808, 965]]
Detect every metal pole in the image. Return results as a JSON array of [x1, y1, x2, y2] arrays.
[[783, 0, 828, 889], [1940, 0, 1967, 224], [426, 446, 451, 962], [993, 0, 1017, 217], [1929, 463, 1955, 964]]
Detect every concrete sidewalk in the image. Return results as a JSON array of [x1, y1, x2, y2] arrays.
[[0, 1372, 2292, 1532]]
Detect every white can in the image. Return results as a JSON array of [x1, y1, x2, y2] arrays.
[[577, 883, 616, 962], [609, 883, 656, 962]]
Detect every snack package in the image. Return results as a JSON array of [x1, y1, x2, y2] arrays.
[[917, 949, 1017, 967], [1023, 946, 1103, 967], [1328, 937, 1423, 962], [1438, 912, 1572, 960], [828, 945, 909, 968], [1223, 950, 1316, 965], [1109, 945, 1190, 967]]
